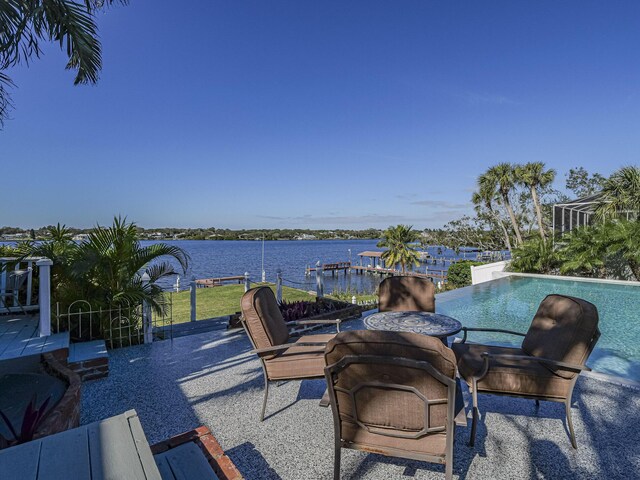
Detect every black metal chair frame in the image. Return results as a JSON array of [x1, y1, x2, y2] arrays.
[[325, 354, 457, 480], [458, 326, 601, 448]]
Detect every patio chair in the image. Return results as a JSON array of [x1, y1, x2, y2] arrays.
[[0, 269, 29, 315], [324, 330, 458, 480], [378, 275, 435, 313], [452, 294, 600, 448], [240, 286, 341, 421]]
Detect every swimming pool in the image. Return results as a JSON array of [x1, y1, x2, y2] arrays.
[[437, 275, 640, 383]]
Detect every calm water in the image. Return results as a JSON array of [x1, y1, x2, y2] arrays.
[[1, 238, 488, 294], [438, 276, 640, 382], [148, 239, 473, 293]]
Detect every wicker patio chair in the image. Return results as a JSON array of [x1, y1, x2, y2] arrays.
[[452, 294, 600, 448], [324, 330, 458, 480], [378, 276, 436, 313], [0, 269, 29, 315], [240, 286, 341, 421]]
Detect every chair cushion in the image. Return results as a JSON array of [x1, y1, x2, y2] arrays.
[[325, 330, 456, 433], [241, 287, 289, 358], [522, 295, 599, 379], [378, 276, 435, 313], [452, 343, 571, 399], [264, 334, 334, 380]]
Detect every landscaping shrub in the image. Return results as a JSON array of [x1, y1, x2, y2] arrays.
[[447, 261, 484, 288]]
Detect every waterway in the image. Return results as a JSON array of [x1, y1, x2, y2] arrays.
[[146, 239, 488, 294]]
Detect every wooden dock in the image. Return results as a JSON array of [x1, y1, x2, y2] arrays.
[[351, 265, 448, 280], [195, 275, 245, 288], [305, 262, 351, 275]]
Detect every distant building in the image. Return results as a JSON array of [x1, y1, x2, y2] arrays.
[[295, 234, 317, 240]]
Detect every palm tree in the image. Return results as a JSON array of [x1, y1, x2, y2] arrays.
[[508, 236, 559, 274], [595, 166, 640, 220], [73, 216, 189, 314], [19, 217, 189, 316], [607, 220, 640, 281], [0, 0, 127, 127], [559, 225, 609, 278], [515, 162, 556, 240], [377, 225, 420, 274], [15, 224, 81, 304], [480, 164, 524, 245], [472, 185, 512, 251]]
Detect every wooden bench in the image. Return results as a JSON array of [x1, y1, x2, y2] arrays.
[[0, 410, 241, 479]]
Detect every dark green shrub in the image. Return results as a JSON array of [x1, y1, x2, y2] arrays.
[[447, 261, 484, 288]]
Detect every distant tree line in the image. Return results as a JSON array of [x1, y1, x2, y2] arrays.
[[0, 226, 383, 242]]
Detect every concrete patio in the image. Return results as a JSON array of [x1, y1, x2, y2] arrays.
[[81, 320, 640, 479]]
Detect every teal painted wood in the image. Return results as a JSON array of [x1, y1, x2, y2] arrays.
[[126, 410, 162, 480], [21, 335, 48, 356], [0, 324, 36, 359], [38, 426, 91, 479], [68, 340, 107, 363], [86, 421, 105, 480], [0, 437, 41, 480], [0, 321, 34, 356], [88, 411, 152, 480], [0, 410, 162, 480], [41, 332, 70, 354], [156, 443, 219, 480], [154, 454, 176, 480]]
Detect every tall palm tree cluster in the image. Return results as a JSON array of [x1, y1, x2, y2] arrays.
[[473, 162, 556, 250], [510, 165, 640, 281]]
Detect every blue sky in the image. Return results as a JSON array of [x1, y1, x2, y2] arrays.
[[2, 1, 639, 229]]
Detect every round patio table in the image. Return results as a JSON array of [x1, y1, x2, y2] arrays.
[[364, 311, 462, 341]]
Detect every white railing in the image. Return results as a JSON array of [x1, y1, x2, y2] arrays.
[[0, 256, 53, 337], [0, 257, 38, 312]]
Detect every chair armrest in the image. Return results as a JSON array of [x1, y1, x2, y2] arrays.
[[251, 342, 329, 355], [460, 327, 525, 343], [481, 352, 591, 373], [289, 319, 342, 332]]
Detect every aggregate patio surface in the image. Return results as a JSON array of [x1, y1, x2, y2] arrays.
[[81, 319, 640, 480]]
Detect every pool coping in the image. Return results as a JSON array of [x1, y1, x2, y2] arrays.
[[496, 271, 640, 287]]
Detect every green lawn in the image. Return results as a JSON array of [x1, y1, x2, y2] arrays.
[[165, 283, 315, 324]]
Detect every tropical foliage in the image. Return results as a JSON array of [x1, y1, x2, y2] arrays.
[[0, 0, 127, 127], [509, 165, 640, 281], [510, 220, 640, 281], [15, 217, 189, 317], [509, 237, 560, 275], [481, 163, 524, 245], [0, 394, 51, 449], [446, 261, 483, 288], [467, 162, 560, 251], [515, 162, 556, 239], [377, 225, 420, 273], [595, 166, 640, 220]]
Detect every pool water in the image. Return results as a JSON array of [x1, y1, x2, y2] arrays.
[[437, 276, 640, 383]]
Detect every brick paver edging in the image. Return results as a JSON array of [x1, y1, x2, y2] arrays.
[[151, 426, 244, 480]]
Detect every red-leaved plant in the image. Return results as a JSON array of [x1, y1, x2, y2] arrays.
[[278, 299, 338, 322], [0, 394, 51, 449]]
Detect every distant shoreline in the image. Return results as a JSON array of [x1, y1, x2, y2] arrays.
[[0, 227, 384, 242]]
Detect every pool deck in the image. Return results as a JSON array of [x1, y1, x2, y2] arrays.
[[81, 318, 640, 479]]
